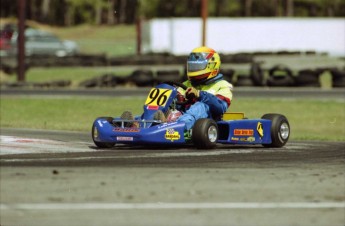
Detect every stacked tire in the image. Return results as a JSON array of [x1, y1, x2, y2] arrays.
[[266, 64, 295, 87], [155, 70, 182, 84], [129, 70, 154, 87], [294, 69, 321, 87], [79, 74, 117, 88], [250, 62, 264, 86], [330, 68, 345, 88]]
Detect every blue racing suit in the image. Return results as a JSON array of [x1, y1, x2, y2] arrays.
[[177, 74, 233, 130]]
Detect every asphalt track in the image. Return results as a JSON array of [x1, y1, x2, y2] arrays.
[[0, 128, 344, 226]]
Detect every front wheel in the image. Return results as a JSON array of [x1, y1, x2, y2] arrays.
[[92, 117, 116, 148], [192, 118, 218, 149], [262, 114, 290, 147]]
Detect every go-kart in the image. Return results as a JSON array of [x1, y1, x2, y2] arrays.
[[92, 81, 290, 149]]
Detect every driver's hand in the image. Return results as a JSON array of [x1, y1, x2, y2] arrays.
[[177, 92, 186, 102], [186, 87, 200, 100]]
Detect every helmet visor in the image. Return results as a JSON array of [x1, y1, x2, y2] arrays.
[[187, 52, 209, 72]]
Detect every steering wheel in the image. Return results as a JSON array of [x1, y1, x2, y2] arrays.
[[162, 81, 190, 105]]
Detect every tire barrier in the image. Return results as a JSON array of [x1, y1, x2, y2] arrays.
[[79, 74, 117, 88], [155, 70, 182, 84], [266, 64, 295, 87], [330, 68, 345, 88], [220, 69, 235, 83], [129, 69, 155, 87], [250, 62, 264, 86], [235, 75, 254, 87], [33, 80, 72, 88], [295, 69, 321, 87], [1, 53, 255, 70], [220, 53, 254, 64], [28, 54, 109, 67], [2, 80, 71, 88]]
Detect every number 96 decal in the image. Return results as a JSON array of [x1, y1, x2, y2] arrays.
[[144, 88, 172, 107]]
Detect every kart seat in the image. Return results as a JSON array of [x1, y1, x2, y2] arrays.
[[222, 112, 245, 120]]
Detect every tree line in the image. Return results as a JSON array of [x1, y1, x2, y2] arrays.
[[1, 0, 344, 26]]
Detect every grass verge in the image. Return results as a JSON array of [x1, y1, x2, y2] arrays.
[[1, 96, 344, 141]]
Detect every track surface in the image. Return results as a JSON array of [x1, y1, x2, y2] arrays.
[[0, 128, 344, 226]]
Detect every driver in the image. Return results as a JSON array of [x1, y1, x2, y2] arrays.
[[120, 46, 233, 132], [156, 46, 234, 132]]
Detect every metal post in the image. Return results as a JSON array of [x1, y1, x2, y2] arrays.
[[136, 17, 141, 55], [201, 0, 208, 46], [17, 0, 26, 82]]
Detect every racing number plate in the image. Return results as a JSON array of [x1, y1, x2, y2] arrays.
[[145, 88, 172, 107]]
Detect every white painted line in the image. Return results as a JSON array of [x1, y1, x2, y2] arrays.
[[0, 149, 266, 163], [1, 202, 344, 210], [0, 136, 93, 155]]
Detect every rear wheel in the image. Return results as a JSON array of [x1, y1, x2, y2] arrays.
[[192, 119, 218, 149], [92, 117, 116, 148], [262, 114, 290, 147]]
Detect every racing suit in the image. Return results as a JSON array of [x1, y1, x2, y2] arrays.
[[177, 74, 233, 130]]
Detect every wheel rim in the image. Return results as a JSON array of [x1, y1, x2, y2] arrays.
[[280, 122, 289, 139], [93, 126, 98, 139], [208, 125, 218, 142]]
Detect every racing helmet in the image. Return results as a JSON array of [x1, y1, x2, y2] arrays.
[[187, 46, 221, 85]]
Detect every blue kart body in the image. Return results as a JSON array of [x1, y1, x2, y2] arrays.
[[92, 82, 289, 148]]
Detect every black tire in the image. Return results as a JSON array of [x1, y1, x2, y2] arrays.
[[220, 68, 235, 83], [92, 117, 116, 148], [266, 76, 295, 87], [235, 75, 254, 86], [262, 114, 290, 148], [250, 62, 264, 86], [192, 119, 218, 149], [295, 69, 320, 87], [267, 65, 295, 87], [156, 70, 181, 83], [129, 69, 154, 87], [331, 68, 345, 88]]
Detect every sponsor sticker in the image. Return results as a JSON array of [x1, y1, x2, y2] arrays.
[[147, 105, 159, 110], [257, 122, 264, 138], [165, 129, 180, 142], [234, 129, 254, 136], [158, 122, 177, 129], [240, 137, 256, 142], [113, 128, 140, 132], [116, 136, 133, 141]]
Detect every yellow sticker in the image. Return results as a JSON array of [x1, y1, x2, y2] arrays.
[[165, 129, 180, 142], [257, 122, 264, 137], [145, 88, 172, 107]]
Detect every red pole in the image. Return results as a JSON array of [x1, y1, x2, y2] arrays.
[[17, 0, 26, 82], [201, 0, 208, 46], [136, 17, 141, 55]]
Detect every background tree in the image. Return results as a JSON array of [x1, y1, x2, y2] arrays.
[[0, 0, 344, 27]]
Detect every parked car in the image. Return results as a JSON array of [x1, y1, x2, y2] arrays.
[[0, 24, 15, 57], [1, 27, 79, 57]]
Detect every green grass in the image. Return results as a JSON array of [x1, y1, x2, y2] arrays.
[[50, 24, 136, 57], [0, 19, 137, 57], [1, 97, 344, 141]]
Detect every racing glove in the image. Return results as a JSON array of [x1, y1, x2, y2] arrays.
[[185, 87, 200, 100], [176, 92, 186, 103]]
